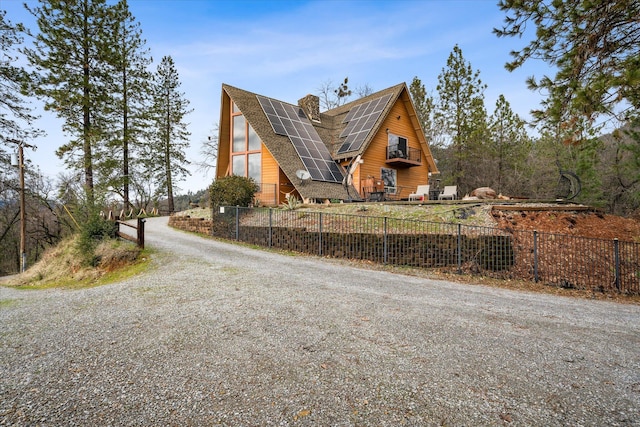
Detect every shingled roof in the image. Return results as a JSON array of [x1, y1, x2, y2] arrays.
[[222, 84, 358, 201], [325, 83, 437, 172], [219, 82, 437, 202], [320, 83, 406, 160]]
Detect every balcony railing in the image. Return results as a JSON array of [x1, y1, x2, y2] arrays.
[[386, 144, 421, 167]]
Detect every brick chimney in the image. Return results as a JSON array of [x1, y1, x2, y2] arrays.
[[298, 94, 320, 123]]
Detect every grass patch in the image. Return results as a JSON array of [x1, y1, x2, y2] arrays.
[[3, 236, 153, 290], [0, 299, 17, 307]]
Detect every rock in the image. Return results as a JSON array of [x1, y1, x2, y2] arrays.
[[470, 187, 497, 199]]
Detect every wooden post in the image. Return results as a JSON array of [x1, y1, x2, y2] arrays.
[[137, 218, 146, 250], [8, 139, 36, 273], [18, 144, 25, 272]]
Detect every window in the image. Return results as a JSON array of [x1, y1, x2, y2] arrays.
[[231, 102, 261, 181], [248, 125, 260, 151], [381, 167, 397, 193], [248, 153, 261, 182], [388, 133, 407, 159], [232, 155, 245, 177], [233, 115, 246, 153]]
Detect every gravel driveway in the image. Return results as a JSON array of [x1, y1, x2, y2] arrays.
[[1, 216, 639, 426]]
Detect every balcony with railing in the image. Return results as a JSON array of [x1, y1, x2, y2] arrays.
[[386, 144, 422, 167]]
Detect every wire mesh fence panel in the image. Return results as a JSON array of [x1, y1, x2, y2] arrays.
[[211, 207, 239, 240], [499, 229, 536, 282], [268, 209, 319, 254], [536, 233, 608, 290], [209, 206, 640, 294], [619, 240, 640, 294], [457, 225, 515, 274]]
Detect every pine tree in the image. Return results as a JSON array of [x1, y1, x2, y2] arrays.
[[0, 11, 41, 145], [494, 0, 640, 141], [599, 127, 640, 215], [435, 45, 487, 193], [148, 56, 191, 213], [23, 0, 115, 205], [409, 76, 436, 143], [102, 0, 152, 210], [487, 95, 531, 194], [0, 10, 44, 273]]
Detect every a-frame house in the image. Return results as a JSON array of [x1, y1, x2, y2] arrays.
[[216, 82, 439, 205]]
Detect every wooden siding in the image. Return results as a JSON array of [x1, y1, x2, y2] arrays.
[[217, 96, 284, 206], [262, 145, 299, 206], [261, 146, 286, 206], [357, 99, 432, 199], [261, 145, 279, 187], [279, 168, 298, 205], [216, 92, 232, 179]]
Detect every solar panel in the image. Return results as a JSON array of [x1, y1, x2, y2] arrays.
[[257, 95, 344, 184], [337, 94, 392, 154]]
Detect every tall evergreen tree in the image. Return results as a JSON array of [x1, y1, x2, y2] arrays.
[[487, 95, 531, 194], [494, 0, 640, 142], [102, 0, 152, 210], [495, 0, 640, 214], [148, 56, 191, 213], [23, 0, 114, 205], [0, 11, 41, 145], [599, 127, 640, 215], [0, 10, 45, 274], [435, 45, 487, 192], [409, 76, 436, 143]]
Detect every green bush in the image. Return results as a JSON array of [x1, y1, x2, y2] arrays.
[[209, 176, 259, 208], [77, 212, 118, 266]]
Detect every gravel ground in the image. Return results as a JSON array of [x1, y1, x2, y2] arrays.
[[1, 216, 639, 426]]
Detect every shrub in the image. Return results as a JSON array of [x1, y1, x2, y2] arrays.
[[280, 195, 301, 210], [210, 176, 259, 208], [77, 211, 118, 266]]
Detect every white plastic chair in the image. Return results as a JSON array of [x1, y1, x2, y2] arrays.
[[438, 186, 457, 200], [409, 185, 430, 201]]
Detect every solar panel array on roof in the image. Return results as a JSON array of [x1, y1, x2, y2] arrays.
[[257, 95, 344, 183], [337, 94, 392, 154]]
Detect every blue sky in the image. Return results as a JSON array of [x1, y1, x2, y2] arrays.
[[3, 0, 548, 194]]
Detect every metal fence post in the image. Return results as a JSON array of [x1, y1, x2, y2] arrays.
[[614, 238, 620, 291], [235, 206, 239, 241], [319, 212, 323, 256], [457, 223, 462, 274], [383, 217, 388, 265], [269, 208, 273, 248], [211, 206, 220, 236], [533, 230, 539, 282]]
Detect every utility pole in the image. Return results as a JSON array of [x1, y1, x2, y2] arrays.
[[8, 138, 36, 273]]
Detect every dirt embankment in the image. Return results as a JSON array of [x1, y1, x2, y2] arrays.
[[491, 207, 640, 242]]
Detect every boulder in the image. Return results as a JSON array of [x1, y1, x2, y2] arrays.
[[470, 187, 497, 199]]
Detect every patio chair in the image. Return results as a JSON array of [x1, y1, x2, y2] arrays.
[[438, 185, 457, 200], [408, 185, 430, 201]]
